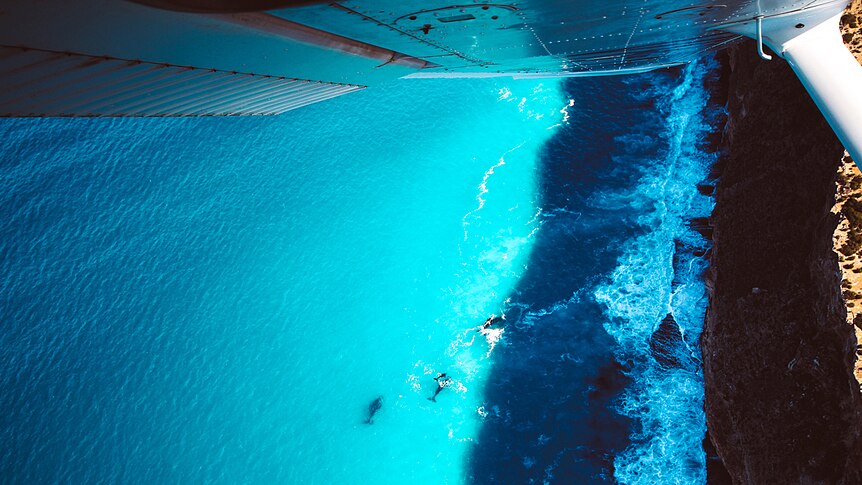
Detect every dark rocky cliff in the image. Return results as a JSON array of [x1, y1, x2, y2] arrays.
[[702, 41, 862, 483]]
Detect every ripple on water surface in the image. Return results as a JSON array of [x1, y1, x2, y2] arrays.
[[0, 79, 569, 484]]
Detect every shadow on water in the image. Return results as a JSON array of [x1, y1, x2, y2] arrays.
[[466, 72, 683, 483]]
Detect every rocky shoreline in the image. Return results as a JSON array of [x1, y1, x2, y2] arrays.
[[832, 155, 862, 385], [836, 0, 862, 389], [701, 32, 861, 484]]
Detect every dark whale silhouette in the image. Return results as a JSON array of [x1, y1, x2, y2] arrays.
[[428, 373, 452, 402], [364, 396, 383, 424], [479, 314, 506, 331]]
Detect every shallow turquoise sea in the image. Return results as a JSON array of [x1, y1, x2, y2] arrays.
[[1, 78, 567, 483], [1, 61, 720, 484]]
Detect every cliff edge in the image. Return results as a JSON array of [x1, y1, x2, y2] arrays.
[[702, 37, 862, 483], [835, 0, 862, 387]]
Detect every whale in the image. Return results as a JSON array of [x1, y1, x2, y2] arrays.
[[364, 396, 383, 424], [428, 386, 444, 402], [428, 374, 452, 402], [487, 315, 505, 326], [479, 314, 506, 331]]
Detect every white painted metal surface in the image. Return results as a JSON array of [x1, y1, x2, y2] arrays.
[[0, 0, 859, 121], [781, 14, 862, 163], [719, 2, 862, 163]]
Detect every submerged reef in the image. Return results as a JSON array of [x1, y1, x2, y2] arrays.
[[702, 32, 862, 483]]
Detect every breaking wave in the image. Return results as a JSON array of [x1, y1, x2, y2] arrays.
[[594, 58, 721, 484]]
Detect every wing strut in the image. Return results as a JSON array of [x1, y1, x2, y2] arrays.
[[724, 7, 862, 163], [780, 13, 862, 163]]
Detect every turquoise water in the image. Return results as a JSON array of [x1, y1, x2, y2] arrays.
[[0, 79, 568, 483], [1, 61, 722, 484]]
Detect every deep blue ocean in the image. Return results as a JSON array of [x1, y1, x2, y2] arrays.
[[1, 59, 720, 484]]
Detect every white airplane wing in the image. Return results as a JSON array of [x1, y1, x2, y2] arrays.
[[0, 0, 859, 159]]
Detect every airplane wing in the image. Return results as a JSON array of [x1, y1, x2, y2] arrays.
[[0, 0, 859, 160]]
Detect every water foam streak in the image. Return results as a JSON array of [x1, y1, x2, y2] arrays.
[[462, 142, 526, 242]]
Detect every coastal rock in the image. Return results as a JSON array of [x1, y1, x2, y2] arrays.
[[649, 313, 695, 371], [702, 41, 862, 484], [689, 217, 713, 241], [833, 155, 862, 384], [697, 184, 716, 196]]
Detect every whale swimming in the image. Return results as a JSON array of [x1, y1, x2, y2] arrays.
[[428, 373, 453, 403], [479, 314, 506, 331], [364, 396, 383, 424]]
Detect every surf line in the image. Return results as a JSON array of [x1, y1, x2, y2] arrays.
[[461, 142, 527, 242], [595, 58, 716, 484]]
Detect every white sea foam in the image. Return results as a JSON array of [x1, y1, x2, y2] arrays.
[[479, 327, 505, 357], [461, 144, 520, 242], [594, 58, 719, 484], [477, 405, 488, 418], [550, 99, 577, 129]]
